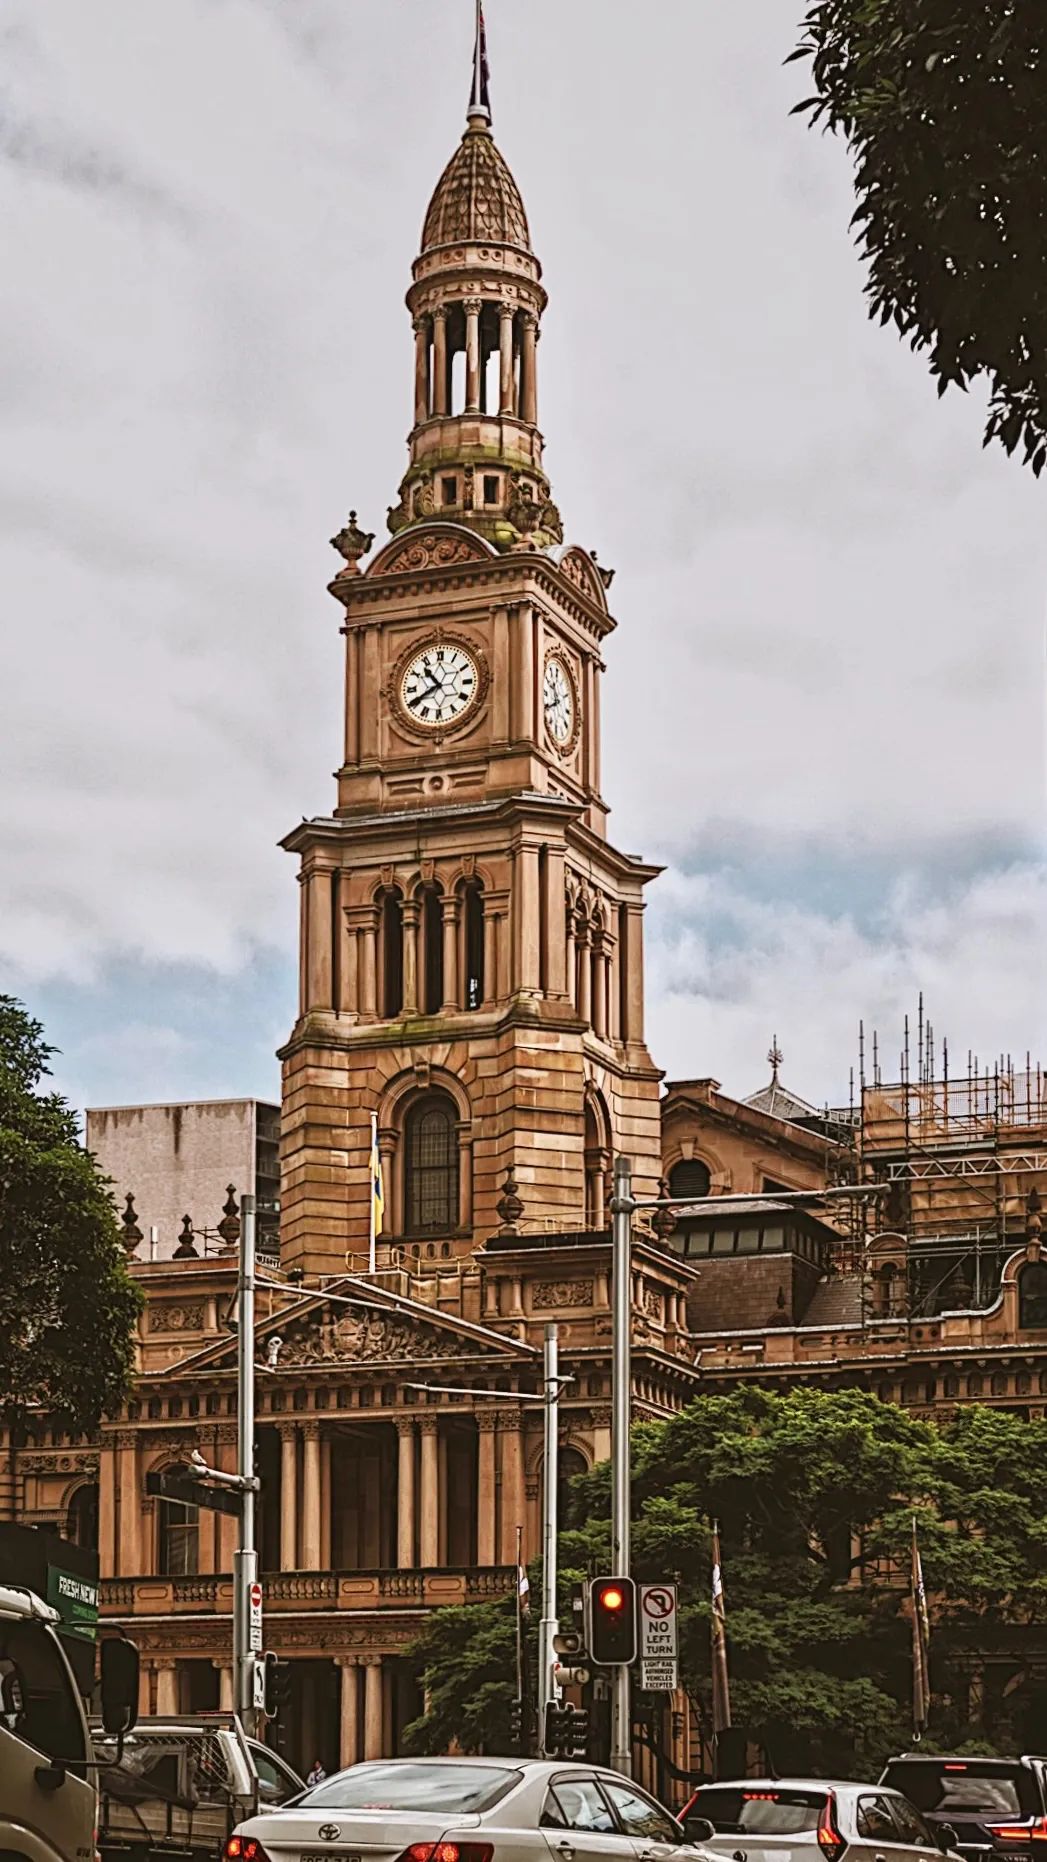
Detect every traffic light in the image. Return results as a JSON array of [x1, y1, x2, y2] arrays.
[[509, 1698, 523, 1753], [262, 1652, 292, 1720], [544, 1700, 589, 1757], [589, 1576, 636, 1665]]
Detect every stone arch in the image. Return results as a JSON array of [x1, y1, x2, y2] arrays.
[[377, 1067, 473, 1237], [147, 1455, 200, 1576], [64, 1479, 99, 1552], [584, 1087, 611, 1230], [367, 521, 496, 579], [1018, 1259, 1047, 1329]]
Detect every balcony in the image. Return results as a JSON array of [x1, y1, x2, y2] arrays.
[[100, 1565, 516, 1617]]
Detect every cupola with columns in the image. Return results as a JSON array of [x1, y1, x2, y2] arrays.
[[385, 34, 561, 553]]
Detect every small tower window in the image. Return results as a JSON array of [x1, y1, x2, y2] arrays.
[[483, 475, 500, 506], [442, 476, 457, 506], [463, 880, 485, 1009], [421, 886, 444, 1015], [404, 1092, 460, 1235], [380, 888, 404, 1018]]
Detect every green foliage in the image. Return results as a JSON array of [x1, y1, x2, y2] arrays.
[[0, 996, 143, 1431], [404, 1388, 1047, 1766], [792, 1, 1047, 472]]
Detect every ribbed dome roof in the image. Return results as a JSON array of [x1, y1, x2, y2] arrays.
[[421, 124, 531, 254]]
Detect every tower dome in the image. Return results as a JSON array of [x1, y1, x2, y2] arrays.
[[421, 120, 532, 255]]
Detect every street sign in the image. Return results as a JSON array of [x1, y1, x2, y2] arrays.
[[145, 1467, 242, 1517], [248, 1580, 263, 1652], [46, 1566, 99, 1643], [639, 1581, 678, 1692]]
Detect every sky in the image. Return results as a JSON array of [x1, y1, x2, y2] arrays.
[[2, 0, 1045, 1119]]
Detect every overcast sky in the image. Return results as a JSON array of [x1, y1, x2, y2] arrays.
[[2, 0, 1044, 1118]]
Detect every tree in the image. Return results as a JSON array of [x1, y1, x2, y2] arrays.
[[0, 996, 143, 1431], [791, 2, 1047, 472], [403, 1387, 1047, 1769]]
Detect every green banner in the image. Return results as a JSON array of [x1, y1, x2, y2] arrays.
[[47, 1565, 99, 1642]]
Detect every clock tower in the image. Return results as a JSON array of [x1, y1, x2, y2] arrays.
[[279, 60, 663, 1275]]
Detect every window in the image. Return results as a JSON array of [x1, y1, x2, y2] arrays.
[[66, 1481, 99, 1551], [1019, 1261, 1047, 1329], [857, 1795, 903, 1842], [404, 1093, 459, 1235], [670, 1158, 711, 1200], [303, 1761, 518, 1812], [545, 1778, 616, 1833], [421, 886, 444, 1015], [158, 1495, 199, 1576], [380, 889, 404, 1018], [248, 1740, 304, 1805], [463, 880, 485, 1009], [886, 1795, 937, 1847], [483, 475, 500, 504], [442, 475, 457, 505], [0, 1618, 87, 1775], [689, 1788, 827, 1836], [602, 1779, 680, 1842]]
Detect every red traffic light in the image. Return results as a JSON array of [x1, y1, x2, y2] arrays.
[[598, 1585, 625, 1613], [589, 1576, 636, 1664]]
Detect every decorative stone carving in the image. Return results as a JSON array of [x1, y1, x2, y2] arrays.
[[330, 511, 375, 573], [173, 1216, 198, 1260], [496, 1168, 524, 1235], [148, 1304, 205, 1333], [216, 1185, 240, 1255], [121, 1193, 142, 1257], [277, 1309, 470, 1366], [644, 1289, 661, 1319], [20, 1452, 99, 1475], [558, 545, 611, 609], [381, 530, 489, 576], [532, 1280, 594, 1311]]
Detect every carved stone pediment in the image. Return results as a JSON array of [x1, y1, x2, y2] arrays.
[[368, 524, 494, 579], [276, 1307, 479, 1367]]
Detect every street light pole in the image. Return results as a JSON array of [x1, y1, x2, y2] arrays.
[[234, 1193, 260, 1735], [610, 1154, 634, 1775], [538, 1323, 560, 1746]]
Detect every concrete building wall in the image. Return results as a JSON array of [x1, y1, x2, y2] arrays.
[[86, 1099, 277, 1259]]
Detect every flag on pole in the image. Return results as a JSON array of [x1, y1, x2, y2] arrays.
[[711, 1522, 732, 1735], [368, 1112, 384, 1274], [911, 1516, 931, 1738], [470, 0, 492, 119], [518, 1560, 531, 1616]]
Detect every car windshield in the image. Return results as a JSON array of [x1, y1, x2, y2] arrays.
[[882, 1765, 1035, 1819], [299, 1762, 520, 1813], [688, 1789, 827, 1835]]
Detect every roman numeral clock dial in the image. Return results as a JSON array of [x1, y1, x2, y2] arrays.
[[400, 642, 479, 728]]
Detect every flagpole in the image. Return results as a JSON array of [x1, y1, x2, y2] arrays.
[[515, 1521, 525, 1712], [369, 1111, 377, 1275], [711, 1519, 732, 1776]]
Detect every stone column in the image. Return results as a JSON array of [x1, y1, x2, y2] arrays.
[[363, 1657, 383, 1759], [621, 903, 645, 1043], [541, 846, 568, 999], [419, 1418, 439, 1568], [464, 299, 482, 413], [116, 1432, 139, 1575], [306, 868, 334, 1012], [565, 912, 577, 1012], [499, 306, 515, 414], [320, 1433, 332, 1570], [520, 311, 538, 425], [476, 1413, 497, 1565], [213, 1662, 235, 1711], [156, 1662, 179, 1716], [413, 315, 429, 425], [592, 948, 608, 1038], [497, 1412, 525, 1564], [339, 912, 358, 1019], [279, 1425, 298, 1571], [577, 927, 592, 1026], [301, 1423, 322, 1570], [337, 1656, 360, 1768], [432, 307, 448, 416], [441, 898, 460, 1013], [396, 1420, 416, 1569], [515, 845, 541, 997], [99, 1440, 118, 1578], [360, 908, 378, 1021], [483, 908, 498, 1006], [402, 900, 420, 1016]]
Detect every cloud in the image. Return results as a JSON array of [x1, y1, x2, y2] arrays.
[[0, 0, 1043, 1108]]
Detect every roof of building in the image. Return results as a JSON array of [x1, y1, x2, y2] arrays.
[[421, 121, 532, 253], [742, 1038, 820, 1124], [801, 1271, 864, 1328]]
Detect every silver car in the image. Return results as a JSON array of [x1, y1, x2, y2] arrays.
[[227, 1756, 716, 1862], [680, 1780, 961, 1862]]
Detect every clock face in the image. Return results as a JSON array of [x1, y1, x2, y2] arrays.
[[543, 656, 575, 746], [400, 641, 479, 728]]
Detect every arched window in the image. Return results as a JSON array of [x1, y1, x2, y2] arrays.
[[66, 1483, 99, 1552], [463, 881, 485, 1010], [584, 1094, 609, 1230], [669, 1158, 712, 1201], [378, 888, 404, 1019], [404, 1093, 460, 1236], [158, 1494, 199, 1576], [420, 886, 444, 1015], [1019, 1262, 1047, 1330]]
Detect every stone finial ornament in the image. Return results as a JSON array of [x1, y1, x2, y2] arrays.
[[330, 511, 375, 573], [496, 1167, 524, 1235], [121, 1192, 143, 1258], [217, 1184, 241, 1256], [651, 1179, 676, 1244], [173, 1215, 199, 1260]]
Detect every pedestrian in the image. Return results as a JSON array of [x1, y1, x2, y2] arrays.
[[307, 1758, 327, 1787]]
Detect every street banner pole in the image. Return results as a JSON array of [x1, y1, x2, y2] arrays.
[[610, 1154, 634, 1774], [538, 1323, 560, 1747], [234, 1193, 260, 1734]]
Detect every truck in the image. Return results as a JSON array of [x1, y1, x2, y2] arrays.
[[0, 1579, 139, 1862], [94, 1713, 305, 1862]]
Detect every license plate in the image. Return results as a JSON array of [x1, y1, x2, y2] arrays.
[[303, 1852, 357, 1862]]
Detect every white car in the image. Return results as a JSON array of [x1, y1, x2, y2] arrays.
[[680, 1779, 962, 1862], [226, 1756, 716, 1862]]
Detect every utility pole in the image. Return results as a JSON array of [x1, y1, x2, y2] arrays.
[[234, 1193, 261, 1736], [538, 1323, 560, 1745], [610, 1153, 634, 1775]]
